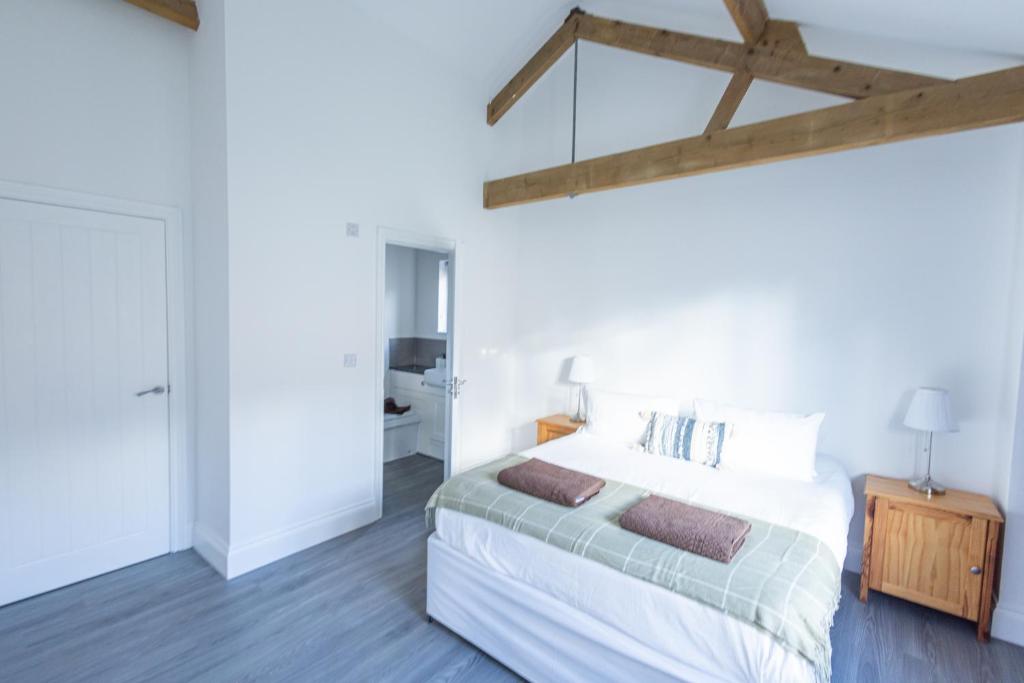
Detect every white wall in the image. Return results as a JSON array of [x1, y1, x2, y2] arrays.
[[189, 0, 231, 568], [995, 351, 1024, 646], [0, 0, 191, 207], [993, 162, 1024, 647], [196, 0, 518, 577], [0, 0, 197, 538], [488, 14, 1024, 575]]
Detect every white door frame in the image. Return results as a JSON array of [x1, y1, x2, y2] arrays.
[[374, 226, 461, 517], [0, 179, 192, 552]]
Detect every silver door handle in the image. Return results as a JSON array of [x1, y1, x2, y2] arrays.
[[135, 385, 167, 397]]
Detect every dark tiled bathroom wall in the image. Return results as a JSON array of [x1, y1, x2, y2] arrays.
[[388, 337, 447, 373]]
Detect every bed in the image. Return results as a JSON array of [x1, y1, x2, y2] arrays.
[[426, 432, 854, 683]]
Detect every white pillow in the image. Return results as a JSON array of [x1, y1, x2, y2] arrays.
[[584, 389, 677, 447], [694, 400, 824, 482]]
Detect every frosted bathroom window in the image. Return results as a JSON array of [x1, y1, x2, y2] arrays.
[[437, 259, 449, 334]]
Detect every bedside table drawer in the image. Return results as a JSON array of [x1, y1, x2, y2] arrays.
[[535, 415, 584, 445], [868, 499, 987, 619]]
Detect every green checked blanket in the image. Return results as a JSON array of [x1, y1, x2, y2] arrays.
[[426, 455, 841, 683]]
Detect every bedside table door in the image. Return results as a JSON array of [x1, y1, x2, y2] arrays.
[[869, 499, 987, 619]]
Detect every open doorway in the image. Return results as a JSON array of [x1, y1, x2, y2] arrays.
[[375, 228, 460, 519]]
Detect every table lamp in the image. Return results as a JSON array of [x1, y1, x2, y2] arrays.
[[903, 387, 958, 496], [568, 356, 595, 423]]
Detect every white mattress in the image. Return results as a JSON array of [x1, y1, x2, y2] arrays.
[[433, 433, 854, 682]]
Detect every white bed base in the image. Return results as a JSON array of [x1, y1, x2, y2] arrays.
[[426, 534, 731, 683]]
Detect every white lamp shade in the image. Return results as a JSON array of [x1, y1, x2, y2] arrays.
[[568, 355, 596, 384], [904, 387, 958, 433]]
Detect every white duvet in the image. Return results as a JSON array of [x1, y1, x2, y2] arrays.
[[434, 432, 854, 682]]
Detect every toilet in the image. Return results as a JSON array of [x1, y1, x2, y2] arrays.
[[383, 410, 422, 462]]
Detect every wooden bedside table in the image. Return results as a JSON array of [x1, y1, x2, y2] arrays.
[[859, 474, 1004, 641], [536, 414, 584, 445]]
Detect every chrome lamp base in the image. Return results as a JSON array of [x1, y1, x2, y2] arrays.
[[908, 476, 946, 496], [909, 430, 946, 497], [570, 384, 586, 423]]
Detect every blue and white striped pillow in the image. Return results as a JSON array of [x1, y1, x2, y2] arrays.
[[642, 412, 727, 468]]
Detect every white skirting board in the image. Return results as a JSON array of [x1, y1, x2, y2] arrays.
[[193, 500, 378, 579], [993, 605, 1024, 647], [192, 523, 229, 578], [227, 499, 378, 579]]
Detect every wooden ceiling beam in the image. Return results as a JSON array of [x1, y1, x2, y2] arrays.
[[576, 15, 744, 73], [722, 0, 769, 44], [487, 10, 582, 126], [123, 0, 199, 30], [704, 70, 754, 133], [483, 66, 1024, 209], [758, 20, 807, 55], [488, 12, 943, 125], [576, 14, 946, 100], [702, 22, 807, 134]]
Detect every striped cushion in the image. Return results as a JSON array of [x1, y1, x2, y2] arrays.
[[642, 412, 727, 468]]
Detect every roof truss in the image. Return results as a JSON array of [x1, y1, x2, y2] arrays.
[[488, 9, 583, 126], [485, 66, 1024, 208], [721, 0, 768, 45], [483, 3, 1021, 208]]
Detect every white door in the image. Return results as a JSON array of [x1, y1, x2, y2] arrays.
[[0, 197, 170, 606], [443, 249, 459, 480]]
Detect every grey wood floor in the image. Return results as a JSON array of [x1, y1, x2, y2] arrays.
[[1, 454, 1022, 682]]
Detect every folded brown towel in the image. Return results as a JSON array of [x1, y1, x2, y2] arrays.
[[619, 495, 751, 563], [497, 459, 606, 507], [384, 397, 411, 415]]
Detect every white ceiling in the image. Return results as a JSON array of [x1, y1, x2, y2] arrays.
[[355, 0, 1023, 95], [769, 0, 1024, 56]]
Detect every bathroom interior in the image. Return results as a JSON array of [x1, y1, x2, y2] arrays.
[[383, 244, 449, 472]]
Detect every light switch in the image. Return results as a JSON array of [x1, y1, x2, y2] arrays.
[[344, 354, 358, 368], [345, 222, 359, 237]]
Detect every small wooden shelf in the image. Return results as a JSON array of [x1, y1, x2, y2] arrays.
[[535, 414, 584, 445], [859, 475, 1004, 641]]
